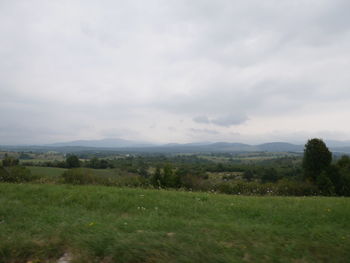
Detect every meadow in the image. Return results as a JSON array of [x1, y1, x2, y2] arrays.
[[1, 183, 349, 263]]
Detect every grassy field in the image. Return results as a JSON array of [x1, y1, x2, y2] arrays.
[[0, 184, 349, 263], [27, 166, 67, 178], [26, 167, 126, 183]]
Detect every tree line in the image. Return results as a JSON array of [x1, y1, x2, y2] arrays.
[[1, 139, 350, 196]]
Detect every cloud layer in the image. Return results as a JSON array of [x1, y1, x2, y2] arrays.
[[1, 0, 350, 144]]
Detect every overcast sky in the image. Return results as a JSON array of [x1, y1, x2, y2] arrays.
[[1, 0, 350, 145]]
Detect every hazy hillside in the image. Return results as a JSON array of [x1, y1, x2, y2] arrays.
[[3, 139, 350, 154], [47, 138, 154, 148]]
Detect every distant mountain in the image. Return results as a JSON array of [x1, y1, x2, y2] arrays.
[[47, 138, 154, 148], [257, 142, 303, 152], [324, 140, 350, 148], [3, 139, 350, 154]]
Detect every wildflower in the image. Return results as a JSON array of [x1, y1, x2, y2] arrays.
[[88, 222, 96, 227]]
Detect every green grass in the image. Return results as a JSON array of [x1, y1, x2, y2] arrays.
[[26, 167, 125, 183], [27, 166, 67, 178], [0, 184, 349, 263], [26, 166, 67, 184]]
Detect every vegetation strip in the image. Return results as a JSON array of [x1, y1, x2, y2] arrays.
[[0, 183, 349, 262]]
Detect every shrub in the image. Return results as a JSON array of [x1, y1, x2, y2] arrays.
[[2, 155, 19, 167], [214, 179, 319, 196], [0, 166, 34, 183], [274, 179, 319, 196]]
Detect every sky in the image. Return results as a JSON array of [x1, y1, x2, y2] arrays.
[[1, 0, 350, 145]]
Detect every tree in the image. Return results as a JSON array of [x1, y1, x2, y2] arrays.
[[162, 164, 173, 186], [66, 155, 80, 168], [336, 155, 350, 196], [0, 166, 33, 183], [2, 154, 19, 167], [151, 166, 162, 188], [302, 138, 332, 182], [243, 170, 254, 182], [317, 171, 335, 195], [260, 168, 280, 183]]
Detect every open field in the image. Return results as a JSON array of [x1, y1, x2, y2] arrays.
[[0, 184, 349, 263], [26, 167, 127, 184], [27, 166, 67, 179]]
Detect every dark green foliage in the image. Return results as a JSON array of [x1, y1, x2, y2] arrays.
[[138, 166, 149, 178], [66, 155, 80, 168], [316, 171, 335, 195], [243, 170, 254, 181], [87, 157, 109, 169], [162, 163, 178, 187], [150, 164, 181, 188], [215, 179, 319, 196], [150, 166, 162, 187], [302, 138, 332, 181], [0, 166, 33, 183], [338, 171, 350, 196], [2, 154, 19, 167], [335, 155, 350, 196], [260, 168, 280, 183]]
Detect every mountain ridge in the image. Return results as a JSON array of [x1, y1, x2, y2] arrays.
[[2, 138, 350, 154]]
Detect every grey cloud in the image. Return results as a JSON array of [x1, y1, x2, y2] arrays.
[[193, 116, 210, 124], [189, 128, 219, 135], [211, 114, 248, 127], [1, 0, 350, 144], [193, 114, 248, 127]]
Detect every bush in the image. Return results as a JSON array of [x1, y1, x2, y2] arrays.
[[0, 166, 34, 183], [2, 155, 19, 167], [214, 179, 319, 196]]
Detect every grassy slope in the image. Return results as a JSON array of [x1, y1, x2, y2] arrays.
[[27, 167, 123, 183], [27, 166, 67, 178], [0, 184, 349, 263]]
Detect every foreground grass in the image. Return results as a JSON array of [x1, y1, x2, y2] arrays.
[[0, 184, 349, 263]]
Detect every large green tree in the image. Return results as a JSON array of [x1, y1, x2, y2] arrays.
[[302, 138, 332, 182], [66, 155, 80, 168]]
